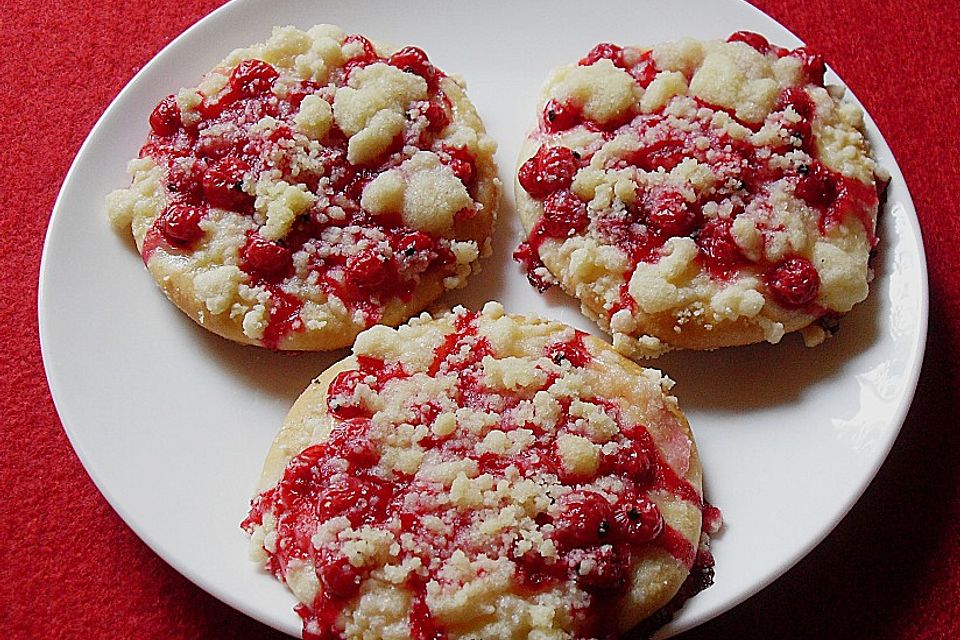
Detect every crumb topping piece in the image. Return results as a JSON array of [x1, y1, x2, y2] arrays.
[[107, 25, 498, 349], [243, 304, 719, 639], [514, 33, 885, 354]]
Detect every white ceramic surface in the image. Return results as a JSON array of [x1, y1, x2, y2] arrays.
[[38, 0, 928, 637]]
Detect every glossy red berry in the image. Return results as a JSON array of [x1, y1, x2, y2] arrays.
[[697, 217, 744, 266], [423, 100, 450, 132], [316, 476, 392, 527], [512, 242, 553, 293], [149, 95, 182, 136], [159, 204, 205, 245], [388, 46, 436, 84], [202, 157, 252, 212], [242, 234, 292, 276], [612, 499, 664, 544], [645, 189, 697, 237], [551, 491, 614, 550], [326, 418, 379, 469], [631, 49, 659, 88], [766, 257, 821, 308], [442, 145, 476, 185], [317, 554, 364, 598], [539, 190, 590, 238], [347, 249, 391, 288], [727, 31, 772, 54], [394, 231, 435, 258], [518, 145, 580, 198], [794, 162, 838, 208], [580, 43, 624, 68], [776, 86, 815, 120], [326, 369, 373, 419], [541, 99, 581, 133], [627, 138, 686, 173], [229, 59, 279, 96], [342, 34, 381, 73], [609, 442, 656, 487], [790, 47, 826, 85]]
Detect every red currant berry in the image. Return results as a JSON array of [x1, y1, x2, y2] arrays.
[[645, 189, 697, 237], [442, 145, 476, 185], [317, 476, 392, 527], [159, 204, 205, 245], [612, 499, 664, 544], [551, 491, 614, 550], [342, 34, 380, 72], [326, 418, 379, 469], [631, 49, 659, 88], [539, 190, 590, 238], [327, 369, 373, 419], [794, 162, 838, 209], [541, 99, 581, 133], [149, 95, 181, 136], [423, 100, 450, 132], [580, 43, 624, 68], [317, 554, 364, 598], [394, 231, 435, 257], [202, 157, 252, 212], [766, 257, 821, 308], [388, 46, 436, 84], [242, 234, 291, 277], [777, 86, 815, 120], [727, 31, 772, 54], [229, 59, 279, 96], [790, 47, 826, 85], [697, 217, 744, 265], [518, 145, 580, 199], [347, 249, 391, 288]]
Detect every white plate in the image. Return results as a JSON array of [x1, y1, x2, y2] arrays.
[[38, 0, 928, 637]]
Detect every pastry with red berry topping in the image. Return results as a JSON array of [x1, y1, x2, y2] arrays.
[[243, 302, 720, 640], [514, 33, 886, 358], [107, 25, 499, 350]]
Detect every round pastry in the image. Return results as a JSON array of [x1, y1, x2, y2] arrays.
[[243, 302, 720, 640], [107, 25, 499, 350], [514, 33, 886, 358]]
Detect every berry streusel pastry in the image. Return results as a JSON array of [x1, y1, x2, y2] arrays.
[[514, 33, 886, 358], [107, 25, 499, 350], [243, 302, 720, 640]]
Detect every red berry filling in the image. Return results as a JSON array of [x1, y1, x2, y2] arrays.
[[518, 145, 580, 198], [726, 31, 787, 57], [766, 257, 821, 308], [202, 156, 253, 212], [159, 203, 205, 246], [790, 46, 826, 86], [149, 95, 182, 136], [580, 43, 625, 68], [541, 98, 581, 133], [242, 233, 292, 278], [539, 190, 589, 238], [388, 46, 439, 88], [229, 59, 280, 96], [644, 188, 698, 238]]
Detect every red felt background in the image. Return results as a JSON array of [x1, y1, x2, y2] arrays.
[[3, 1, 958, 638]]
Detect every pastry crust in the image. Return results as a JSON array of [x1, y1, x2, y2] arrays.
[[514, 35, 883, 358], [245, 303, 714, 639], [108, 25, 499, 350]]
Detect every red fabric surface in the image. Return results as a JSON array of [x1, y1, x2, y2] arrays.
[[3, 1, 958, 638]]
